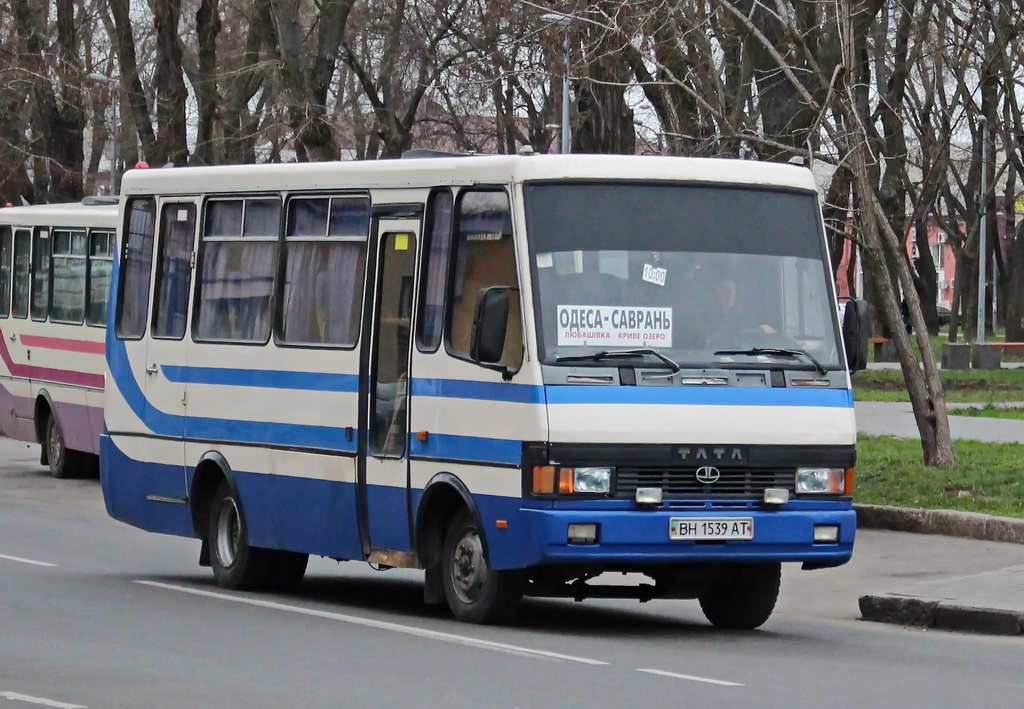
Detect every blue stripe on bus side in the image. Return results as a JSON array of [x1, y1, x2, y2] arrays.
[[410, 378, 545, 404], [161, 365, 359, 392], [107, 338, 356, 452], [545, 385, 853, 408], [410, 432, 522, 466], [154, 367, 540, 405], [100, 434, 364, 560]]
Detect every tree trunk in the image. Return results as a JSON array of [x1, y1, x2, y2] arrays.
[[153, 0, 190, 165], [573, 6, 635, 155], [270, 0, 354, 162], [109, 0, 160, 165], [192, 0, 221, 165], [852, 153, 954, 465]]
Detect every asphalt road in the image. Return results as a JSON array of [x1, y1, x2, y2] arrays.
[[2, 436, 1023, 709]]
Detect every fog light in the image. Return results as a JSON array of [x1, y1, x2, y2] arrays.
[[635, 487, 663, 506], [813, 524, 840, 543], [568, 523, 598, 544], [763, 488, 790, 505]]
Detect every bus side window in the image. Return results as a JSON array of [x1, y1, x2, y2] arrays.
[[0, 226, 11, 318], [116, 198, 156, 339], [11, 228, 31, 319], [416, 189, 453, 352], [87, 231, 115, 326], [31, 227, 51, 321], [51, 229, 87, 324], [195, 198, 279, 343], [152, 204, 196, 339], [446, 189, 523, 370], [280, 196, 368, 347]]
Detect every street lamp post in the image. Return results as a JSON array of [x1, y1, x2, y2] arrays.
[[977, 116, 988, 343], [87, 72, 119, 195], [541, 13, 572, 154]]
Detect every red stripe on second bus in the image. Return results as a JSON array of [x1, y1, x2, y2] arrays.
[[19, 334, 105, 355], [0, 330, 105, 389]]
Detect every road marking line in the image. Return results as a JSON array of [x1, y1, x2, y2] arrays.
[[636, 668, 744, 687], [0, 692, 86, 708], [0, 554, 56, 568], [136, 580, 609, 666]]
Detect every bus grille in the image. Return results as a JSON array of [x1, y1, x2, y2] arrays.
[[614, 467, 795, 499]]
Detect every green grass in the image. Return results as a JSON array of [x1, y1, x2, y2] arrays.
[[852, 367, 1024, 403], [855, 434, 1024, 518], [948, 405, 1024, 420]]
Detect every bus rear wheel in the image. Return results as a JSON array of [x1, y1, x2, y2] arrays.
[[209, 482, 274, 590], [698, 562, 781, 630], [207, 481, 309, 591], [441, 511, 524, 624], [265, 550, 309, 592]]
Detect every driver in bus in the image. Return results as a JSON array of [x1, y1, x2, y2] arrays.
[[699, 273, 777, 348]]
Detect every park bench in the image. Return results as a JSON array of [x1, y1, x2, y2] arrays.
[[868, 337, 892, 361]]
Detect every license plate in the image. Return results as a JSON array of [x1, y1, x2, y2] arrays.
[[669, 517, 754, 541]]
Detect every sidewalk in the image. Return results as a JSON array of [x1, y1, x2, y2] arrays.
[[854, 399, 1024, 635], [855, 400, 1024, 443]]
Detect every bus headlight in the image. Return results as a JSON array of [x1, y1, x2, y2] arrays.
[[573, 467, 613, 494], [796, 467, 851, 494], [532, 466, 614, 495]]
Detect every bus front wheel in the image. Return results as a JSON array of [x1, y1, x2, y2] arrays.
[[698, 562, 781, 630], [441, 511, 524, 624], [208, 482, 275, 590]]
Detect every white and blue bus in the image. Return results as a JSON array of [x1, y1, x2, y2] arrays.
[[0, 199, 118, 477], [101, 153, 868, 628]]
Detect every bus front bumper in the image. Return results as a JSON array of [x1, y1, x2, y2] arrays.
[[493, 507, 855, 569]]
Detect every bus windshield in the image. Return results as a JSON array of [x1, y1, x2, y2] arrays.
[[524, 181, 842, 371]]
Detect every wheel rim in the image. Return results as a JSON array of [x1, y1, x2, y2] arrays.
[[450, 527, 487, 604], [47, 422, 63, 470], [215, 497, 242, 568]]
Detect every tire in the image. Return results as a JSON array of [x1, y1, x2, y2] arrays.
[[45, 413, 84, 479], [208, 482, 276, 590], [698, 562, 781, 630], [441, 510, 524, 624], [265, 550, 309, 592]]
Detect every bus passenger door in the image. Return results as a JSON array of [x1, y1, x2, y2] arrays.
[[4, 228, 35, 423], [143, 199, 199, 501], [361, 218, 420, 555]]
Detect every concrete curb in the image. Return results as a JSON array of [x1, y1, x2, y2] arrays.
[[855, 503, 1024, 544], [859, 594, 1024, 636]]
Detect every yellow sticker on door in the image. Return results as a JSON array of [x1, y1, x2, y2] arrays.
[[394, 233, 409, 251]]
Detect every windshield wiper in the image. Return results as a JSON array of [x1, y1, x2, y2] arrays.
[[556, 348, 681, 374], [713, 347, 828, 375]]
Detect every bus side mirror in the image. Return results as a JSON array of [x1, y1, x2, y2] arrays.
[[842, 299, 870, 372], [470, 286, 510, 366]]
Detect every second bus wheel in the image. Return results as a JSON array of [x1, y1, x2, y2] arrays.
[[45, 412, 85, 479], [441, 510, 524, 624], [208, 481, 277, 590]]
